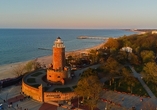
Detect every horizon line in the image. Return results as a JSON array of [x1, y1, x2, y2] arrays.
[[0, 28, 157, 30]]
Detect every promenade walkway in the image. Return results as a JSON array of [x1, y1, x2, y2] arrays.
[[99, 89, 155, 110], [129, 65, 156, 99], [0, 85, 41, 110]]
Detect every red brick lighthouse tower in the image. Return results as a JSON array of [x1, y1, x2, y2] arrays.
[[47, 37, 70, 85], [53, 37, 65, 70]]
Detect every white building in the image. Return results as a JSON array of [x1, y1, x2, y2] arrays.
[[152, 31, 157, 34], [121, 47, 132, 53]]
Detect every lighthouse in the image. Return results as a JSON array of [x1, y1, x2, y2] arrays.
[[47, 37, 70, 85], [53, 37, 65, 70]]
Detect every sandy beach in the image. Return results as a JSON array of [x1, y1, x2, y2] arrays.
[[0, 41, 106, 80]]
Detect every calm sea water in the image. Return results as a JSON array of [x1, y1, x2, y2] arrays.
[[0, 29, 137, 65]]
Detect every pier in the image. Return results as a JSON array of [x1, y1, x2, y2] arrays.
[[38, 48, 51, 51], [77, 36, 109, 40]]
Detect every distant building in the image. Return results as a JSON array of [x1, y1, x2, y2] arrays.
[[139, 32, 146, 34], [152, 31, 157, 34], [121, 47, 132, 53]]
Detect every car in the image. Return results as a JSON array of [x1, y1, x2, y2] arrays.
[[0, 103, 3, 110]]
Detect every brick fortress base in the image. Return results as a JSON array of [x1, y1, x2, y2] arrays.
[[47, 67, 70, 85]]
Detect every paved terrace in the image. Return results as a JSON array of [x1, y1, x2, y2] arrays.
[[0, 64, 157, 110], [0, 85, 154, 110]]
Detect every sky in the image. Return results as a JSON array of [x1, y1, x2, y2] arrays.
[[0, 0, 157, 29]]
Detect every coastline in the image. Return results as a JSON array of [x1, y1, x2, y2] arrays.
[[128, 29, 148, 35], [0, 40, 106, 80]]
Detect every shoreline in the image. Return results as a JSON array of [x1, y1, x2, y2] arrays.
[[0, 40, 106, 80], [129, 29, 148, 35]]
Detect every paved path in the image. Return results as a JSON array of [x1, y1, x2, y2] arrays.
[[129, 65, 156, 99], [39, 103, 57, 110]]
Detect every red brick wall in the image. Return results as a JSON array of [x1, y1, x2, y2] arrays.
[[53, 47, 65, 70], [44, 92, 76, 102], [47, 69, 67, 83], [22, 80, 42, 101], [22, 80, 76, 102]]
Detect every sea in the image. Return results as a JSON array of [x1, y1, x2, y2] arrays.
[[0, 29, 137, 66]]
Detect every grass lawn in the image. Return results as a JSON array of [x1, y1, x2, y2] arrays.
[[27, 78, 36, 83], [52, 87, 72, 92], [31, 72, 43, 77], [104, 78, 149, 97]]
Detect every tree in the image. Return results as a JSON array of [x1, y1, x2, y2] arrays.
[[12, 64, 25, 77], [102, 57, 121, 74], [142, 62, 157, 84], [118, 67, 130, 87], [88, 49, 99, 64], [119, 67, 137, 93], [129, 53, 140, 65], [110, 47, 117, 55], [75, 76, 103, 110], [102, 57, 121, 85], [104, 38, 119, 49], [103, 38, 119, 55], [126, 77, 137, 93], [24, 60, 34, 72], [24, 60, 41, 72], [81, 68, 97, 78], [140, 50, 155, 63], [116, 51, 128, 64]]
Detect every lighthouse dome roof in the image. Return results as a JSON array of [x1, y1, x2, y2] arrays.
[[55, 37, 63, 43], [53, 37, 65, 48]]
